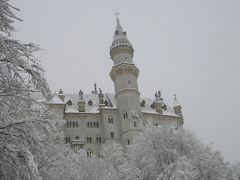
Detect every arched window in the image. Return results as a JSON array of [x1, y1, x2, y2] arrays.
[[96, 136, 101, 143], [96, 122, 99, 128], [110, 132, 114, 138], [87, 151, 92, 157], [69, 121, 72, 127], [73, 122, 75, 128], [127, 139, 130, 145], [76, 122, 79, 127], [123, 112, 128, 119], [93, 122, 96, 128], [90, 122, 93, 128], [108, 117, 113, 123], [87, 137, 92, 143], [75, 136, 79, 139], [87, 122, 90, 127]]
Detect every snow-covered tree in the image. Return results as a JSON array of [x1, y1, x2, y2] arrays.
[[47, 148, 113, 180], [0, 0, 51, 122], [0, 1, 57, 179], [128, 125, 229, 180], [100, 142, 140, 180]]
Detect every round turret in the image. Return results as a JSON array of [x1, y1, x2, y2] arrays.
[[110, 17, 134, 63]]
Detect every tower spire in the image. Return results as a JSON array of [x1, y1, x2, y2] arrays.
[[173, 94, 183, 118], [173, 94, 180, 107], [115, 12, 121, 31]]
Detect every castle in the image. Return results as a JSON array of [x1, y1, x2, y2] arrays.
[[49, 17, 183, 154]]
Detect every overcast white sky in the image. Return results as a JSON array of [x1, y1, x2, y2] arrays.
[[12, 0, 240, 162]]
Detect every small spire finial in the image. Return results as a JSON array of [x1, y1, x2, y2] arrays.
[[173, 93, 180, 107], [79, 89, 83, 100], [94, 82, 97, 92], [115, 12, 120, 22]]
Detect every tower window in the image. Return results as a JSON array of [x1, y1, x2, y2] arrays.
[[134, 121, 137, 127], [128, 80, 131, 84], [110, 132, 114, 138], [127, 139, 130, 145]]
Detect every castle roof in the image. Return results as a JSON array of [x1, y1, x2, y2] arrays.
[[49, 93, 179, 117]]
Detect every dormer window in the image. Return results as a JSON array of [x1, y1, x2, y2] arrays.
[[88, 99, 93, 106], [140, 100, 145, 107], [115, 30, 119, 35], [67, 99, 72, 105], [162, 104, 167, 110], [151, 102, 155, 109], [104, 100, 109, 106]]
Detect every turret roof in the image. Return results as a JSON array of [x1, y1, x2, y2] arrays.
[[113, 17, 127, 41]]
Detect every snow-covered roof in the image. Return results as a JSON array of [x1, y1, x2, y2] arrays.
[[64, 93, 101, 113], [106, 94, 177, 117], [49, 92, 178, 117]]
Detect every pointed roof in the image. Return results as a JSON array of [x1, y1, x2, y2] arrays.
[[115, 17, 123, 33], [113, 16, 127, 40], [173, 94, 181, 107]]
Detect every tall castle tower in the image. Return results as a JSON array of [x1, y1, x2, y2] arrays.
[[110, 17, 143, 145]]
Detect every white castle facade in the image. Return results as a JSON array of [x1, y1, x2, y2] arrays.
[[49, 18, 183, 155]]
